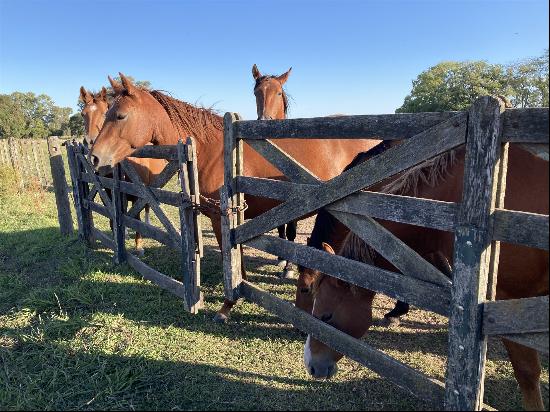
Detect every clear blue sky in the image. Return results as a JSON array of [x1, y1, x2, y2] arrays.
[[0, 0, 548, 119]]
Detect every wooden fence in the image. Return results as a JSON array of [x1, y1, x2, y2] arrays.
[[0, 136, 80, 188], [65, 138, 204, 313], [220, 96, 549, 410]]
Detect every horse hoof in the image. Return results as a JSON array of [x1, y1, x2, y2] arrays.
[[213, 313, 228, 324], [373, 316, 401, 328], [277, 259, 287, 268], [135, 248, 145, 257]]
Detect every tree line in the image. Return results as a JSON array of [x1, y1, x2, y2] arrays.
[[0, 52, 547, 139]]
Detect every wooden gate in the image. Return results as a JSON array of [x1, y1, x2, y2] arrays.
[[66, 137, 204, 313], [220, 96, 549, 410]]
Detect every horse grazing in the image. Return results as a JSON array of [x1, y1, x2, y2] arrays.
[[252, 63, 297, 278], [79, 85, 167, 254], [89, 72, 381, 322], [302, 144, 548, 411]]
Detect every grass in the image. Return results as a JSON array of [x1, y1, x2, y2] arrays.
[[0, 188, 548, 410]]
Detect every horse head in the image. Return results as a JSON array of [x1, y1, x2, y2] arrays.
[[79, 86, 109, 146], [89, 73, 176, 173], [252, 64, 291, 120], [303, 243, 375, 380]]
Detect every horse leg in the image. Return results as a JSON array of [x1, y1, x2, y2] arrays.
[[276, 225, 287, 268], [280, 220, 298, 279], [212, 216, 244, 323], [502, 338, 545, 410]]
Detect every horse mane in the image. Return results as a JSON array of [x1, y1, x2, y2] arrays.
[[380, 150, 457, 196], [254, 75, 290, 116], [148, 90, 224, 143]]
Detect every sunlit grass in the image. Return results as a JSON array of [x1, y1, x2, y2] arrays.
[[0, 190, 547, 410]]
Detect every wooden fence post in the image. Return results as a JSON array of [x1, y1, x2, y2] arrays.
[[66, 141, 92, 242], [221, 112, 244, 301], [444, 96, 506, 410], [47, 136, 73, 235], [112, 163, 127, 264], [177, 138, 203, 313]]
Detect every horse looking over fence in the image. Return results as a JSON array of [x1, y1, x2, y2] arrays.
[[88, 72, 381, 322], [79, 85, 167, 254], [301, 143, 548, 411]]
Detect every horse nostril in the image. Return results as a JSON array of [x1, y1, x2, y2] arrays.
[[91, 155, 99, 168]]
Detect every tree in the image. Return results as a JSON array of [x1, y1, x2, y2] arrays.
[[0, 92, 73, 138], [396, 61, 509, 113], [396, 50, 549, 113], [68, 113, 85, 136], [506, 49, 549, 108]]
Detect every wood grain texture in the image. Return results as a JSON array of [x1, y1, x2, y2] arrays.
[[483, 296, 549, 335], [501, 108, 549, 143], [121, 160, 182, 246], [131, 145, 180, 160], [236, 111, 461, 140], [221, 113, 243, 301], [245, 139, 319, 183], [240, 280, 446, 407], [500, 332, 549, 355], [245, 235, 450, 316], [445, 96, 505, 411], [47, 137, 73, 235], [329, 210, 452, 287], [493, 209, 549, 250], [111, 164, 127, 265], [234, 112, 467, 245]]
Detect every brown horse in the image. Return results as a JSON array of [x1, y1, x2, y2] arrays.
[[79, 85, 167, 254], [302, 144, 549, 410], [252, 64, 298, 278], [88, 72, 381, 322]]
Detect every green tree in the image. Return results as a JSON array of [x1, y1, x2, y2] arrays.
[[396, 61, 509, 113], [506, 49, 549, 108], [68, 113, 85, 136], [0, 92, 73, 138], [396, 50, 549, 113]]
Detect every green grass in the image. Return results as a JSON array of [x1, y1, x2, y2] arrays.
[[0, 189, 548, 410]]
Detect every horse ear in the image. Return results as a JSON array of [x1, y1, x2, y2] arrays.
[[321, 242, 335, 255], [108, 75, 124, 95], [276, 67, 292, 85], [119, 72, 137, 96], [98, 86, 107, 102], [79, 86, 92, 104], [252, 64, 262, 80]]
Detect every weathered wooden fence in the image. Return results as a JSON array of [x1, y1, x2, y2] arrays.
[[65, 138, 204, 313], [0, 136, 79, 188], [221, 96, 549, 410]]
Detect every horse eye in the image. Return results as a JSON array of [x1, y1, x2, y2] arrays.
[[277, 92, 282, 96], [117, 113, 127, 120], [320, 314, 333, 323]]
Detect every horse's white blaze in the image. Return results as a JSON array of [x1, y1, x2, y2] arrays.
[[89, 104, 97, 112], [303, 335, 313, 370]]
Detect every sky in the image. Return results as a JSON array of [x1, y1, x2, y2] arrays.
[[0, 0, 548, 120]]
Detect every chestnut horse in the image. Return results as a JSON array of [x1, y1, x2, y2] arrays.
[[89, 72, 381, 322], [252, 64, 297, 278], [79, 85, 167, 254], [302, 144, 548, 410]]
